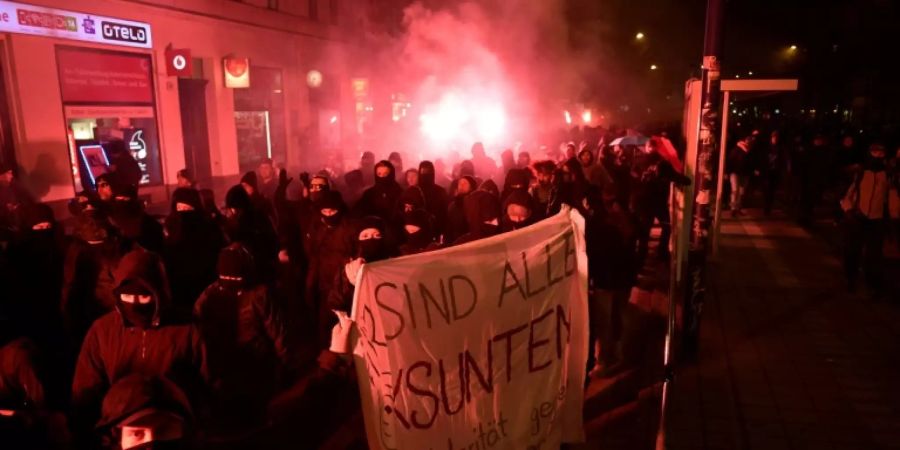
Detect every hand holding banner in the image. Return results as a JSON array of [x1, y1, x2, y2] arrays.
[[350, 207, 589, 450]]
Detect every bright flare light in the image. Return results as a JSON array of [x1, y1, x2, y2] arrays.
[[419, 92, 507, 145], [564, 110, 572, 125], [581, 110, 592, 124], [636, 32, 645, 40]]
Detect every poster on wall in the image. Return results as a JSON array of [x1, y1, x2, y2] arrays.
[[234, 111, 271, 173], [224, 57, 250, 88]]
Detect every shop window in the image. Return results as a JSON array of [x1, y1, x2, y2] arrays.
[[56, 47, 162, 191], [233, 67, 286, 173]]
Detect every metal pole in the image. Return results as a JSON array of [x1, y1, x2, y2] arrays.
[[712, 91, 730, 257], [684, 0, 725, 358]]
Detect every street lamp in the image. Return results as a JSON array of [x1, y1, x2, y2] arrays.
[[650, 64, 658, 70], [789, 45, 798, 51], [636, 32, 645, 40], [747, 71, 753, 76]]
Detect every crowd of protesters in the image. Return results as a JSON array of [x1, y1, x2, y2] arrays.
[[0, 130, 737, 450], [724, 129, 900, 297]]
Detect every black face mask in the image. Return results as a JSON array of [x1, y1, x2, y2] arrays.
[[118, 300, 155, 329], [419, 171, 435, 187], [375, 175, 393, 188], [218, 278, 245, 292], [359, 238, 388, 262], [406, 230, 432, 249], [310, 190, 327, 203], [321, 213, 342, 227], [866, 156, 886, 171]]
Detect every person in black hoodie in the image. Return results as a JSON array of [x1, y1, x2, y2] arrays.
[[400, 209, 439, 255], [8, 203, 67, 343], [453, 190, 501, 245], [163, 188, 226, 314], [501, 168, 531, 203], [585, 184, 637, 377], [355, 160, 403, 221], [445, 175, 477, 244], [194, 243, 295, 434], [631, 137, 690, 263], [327, 216, 393, 314], [303, 191, 355, 349], [71, 248, 206, 444], [108, 197, 165, 254], [224, 184, 279, 282], [418, 161, 449, 236], [501, 190, 538, 232]]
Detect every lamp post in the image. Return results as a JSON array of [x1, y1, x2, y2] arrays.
[[684, 0, 725, 358]]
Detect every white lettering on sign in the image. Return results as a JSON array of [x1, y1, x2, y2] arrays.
[[0, 1, 151, 48]]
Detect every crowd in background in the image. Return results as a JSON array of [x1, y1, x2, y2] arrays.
[[1, 121, 898, 448], [0, 130, 690, 449]]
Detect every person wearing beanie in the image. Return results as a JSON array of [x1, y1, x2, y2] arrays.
[[501, 168, 531, 202], [71, 248, 206, 443], [303, 190, 354, 349], [354, 160, 403, 221], [399, 209, 439, 255], [193, 243, 292, 433], [176, 168, 195, 189], [164, 188, 226, 313], [453, 190, 501, 245], [240, 170, 275, 221]]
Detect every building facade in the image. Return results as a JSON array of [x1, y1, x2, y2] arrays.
[[0, 0, 352, 205]]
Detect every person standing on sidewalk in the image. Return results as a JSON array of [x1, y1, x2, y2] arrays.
[[840, 143, 900, 296], [761, 131, 787, 215], [726, 134, 755, 217]]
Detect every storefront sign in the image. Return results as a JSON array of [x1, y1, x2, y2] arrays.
[[64, 105, 155, 119], [0, 1, 152, 49], [224, 57, 250, 88], [57, 47, 154, 104], [165, 47, 192, 77], [351, 208, 589, 450]]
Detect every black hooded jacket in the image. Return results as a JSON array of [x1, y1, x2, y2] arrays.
[[164, 189, 226, 313], [417, 161, 449, 235], [71, 249, 206, 436], [453, 190, 501, 245], [224, 185, 279, 280], [354, 161, 403, 220]]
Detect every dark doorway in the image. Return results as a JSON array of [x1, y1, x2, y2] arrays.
[[178, 78, 212, 185]]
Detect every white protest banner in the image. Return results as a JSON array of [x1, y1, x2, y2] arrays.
[[351, 207, 589, 450]]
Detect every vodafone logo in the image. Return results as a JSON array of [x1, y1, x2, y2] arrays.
[[172, 55, 186, 71], [165, 48, 191, 77]]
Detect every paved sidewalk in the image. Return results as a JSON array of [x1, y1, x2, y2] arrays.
[[665, 212, 900, 450]]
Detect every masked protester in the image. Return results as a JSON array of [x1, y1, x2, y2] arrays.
[[630, 138, 691, 263], [163, 188, 225, 314], [517, 151, 532, 170], [224, 184, 279, 282], [95, 374, 194, 450], [8, 203, 67, 347], [400, 209, 439, 255], [388, 152, 404, 184], [61, 212, 124, 347], [108, 198, 165, 254], [0, 162, 35, 233], [548, 158, 590, 216], [0, 336, 55, 447], [579, 148, 613, 188], [584, 184, 638, 378], [530, 160, 556, 216], [326, 216, 392, 315], [501, 168, 531, 203], [446, 175, 477, 244], [501, 190, 537, 232], [500, 149, 516, 179], [71, 249, 206, 444], [303, 191, 354, 349], [359, 151, 376, 187], [355, 160, 403, 221], [470, 142, 498, 182], [417, 161, 450, 236], [193, 244, 293, 434], [840, 143, 900, 296], [453, 190, 501, 245]]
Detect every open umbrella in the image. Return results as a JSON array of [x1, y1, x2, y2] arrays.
[[609, 135, 649, 147]]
